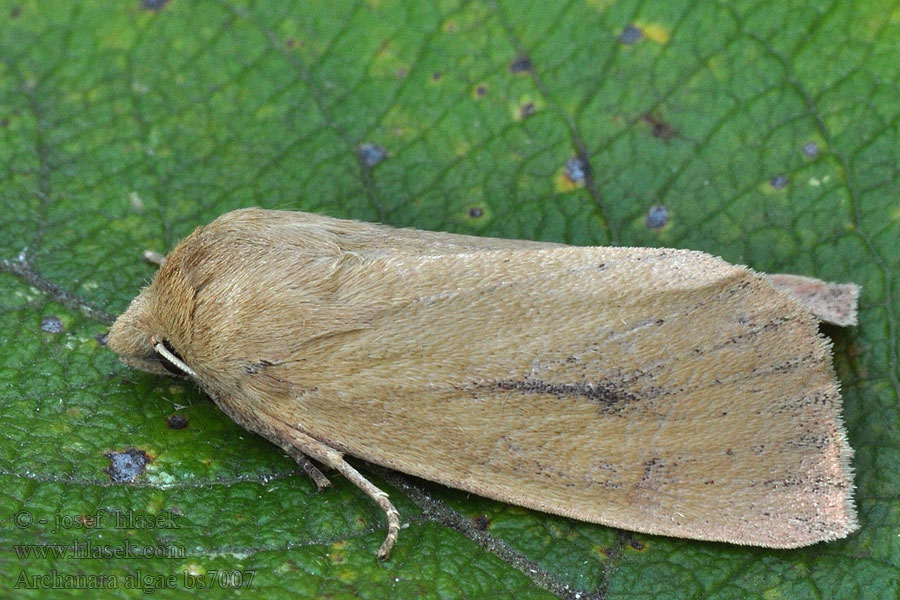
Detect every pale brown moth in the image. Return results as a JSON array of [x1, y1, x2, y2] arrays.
[[107, 208, 859, 559]]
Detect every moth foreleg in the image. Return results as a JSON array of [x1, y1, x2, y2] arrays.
[[207, 392, 402, 558], [278, 427, 401, 560], [290, 452, 332, 491], [328, 457, 401, 560]]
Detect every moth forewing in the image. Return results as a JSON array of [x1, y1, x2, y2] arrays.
[[107, 208, 858, 557]]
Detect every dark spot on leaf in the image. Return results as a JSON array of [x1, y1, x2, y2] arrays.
[[95, 332, 109, 347], [770, 174, 789, 189], [802, 141, 819, 158], [140, 0, 169, 11], [519, 102, 536, 119], [619, 24, 643, 45], [642, 113, 677, 140], [473, 515, 491, 531], [468, 207, 484, 218], [0, 118, 8, 128], [10, 5, 21, 18], [105, 448, 151, 482], [285, 38, 297, 50], [509, 54, 532, 73], [564, 156, 589, 184], [41, 316, 64, 334], [358, 143, 387, 168], [645, 205, 669, 229], [167, 414, 188, 430], [431, 71, 442, 82], [629, 539, 646, 551], [475, 85, 488, 98]]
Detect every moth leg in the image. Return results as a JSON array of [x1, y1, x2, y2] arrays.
[[203, 390, 330, 488], [207, 391, 401, 558], [280, 428, 401, 560], [329, 456, 401, 560], [284, 448, 331, 491]]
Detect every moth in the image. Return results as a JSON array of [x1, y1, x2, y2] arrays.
[[107, 208, 859, 558]]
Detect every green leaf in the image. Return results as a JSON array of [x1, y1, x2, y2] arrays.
[[1, 0, 897, 598]]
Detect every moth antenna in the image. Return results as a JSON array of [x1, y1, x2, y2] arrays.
[[143, 250, 166, 266], [153, 342, 199, 379]]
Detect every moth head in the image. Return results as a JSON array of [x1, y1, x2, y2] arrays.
[[107, 250, 199, 379]]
